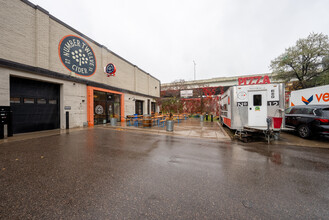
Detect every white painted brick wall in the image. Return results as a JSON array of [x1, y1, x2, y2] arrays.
[[35, 9, 50, 69], [124, 94, 156, 117], [0, 0, 36, 66], [0, 67, 10, 106], [0, 0, 160, 98]]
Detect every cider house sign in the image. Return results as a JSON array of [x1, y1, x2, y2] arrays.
[[59, 35, 97, 77]]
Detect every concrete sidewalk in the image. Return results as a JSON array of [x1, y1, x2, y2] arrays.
[[103, 118, 231, 142], [0, 118, 230, 145]]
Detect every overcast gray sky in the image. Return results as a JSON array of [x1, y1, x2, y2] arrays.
[[30, 0, 329, 83]]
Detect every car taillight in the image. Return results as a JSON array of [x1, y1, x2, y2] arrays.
[[315, 118, 329, 123]]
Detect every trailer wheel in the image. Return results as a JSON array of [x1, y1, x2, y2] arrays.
[[297, 124, 311, 138]]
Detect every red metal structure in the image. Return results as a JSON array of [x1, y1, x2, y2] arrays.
[[159, 86, 227, 115]]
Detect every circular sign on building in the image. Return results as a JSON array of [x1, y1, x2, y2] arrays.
[[105, 63, 116, 77], [237, 91, 247, 100], [58, 35, 97, 77], [95, 105, 104, 115]]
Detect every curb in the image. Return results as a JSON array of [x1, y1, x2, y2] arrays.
[[216, 121, 232, 139]]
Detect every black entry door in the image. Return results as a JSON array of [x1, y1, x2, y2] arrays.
[[107, 101, 114, 122], [10, 77, 60, 134], [135, 100, 143, 115]]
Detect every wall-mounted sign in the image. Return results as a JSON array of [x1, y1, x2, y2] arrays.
[[104, 63, 116, 77], [95, 105, 104, 115], [237, 102, 248, 107], [59, 35, 97, 77], [237, 91, 247, 100], [238, 75, 271, 86], [267, 101, 279, 106], [180, 90, 193, 98]]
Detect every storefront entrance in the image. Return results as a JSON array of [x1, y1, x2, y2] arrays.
[[94, 91, 121, 125]]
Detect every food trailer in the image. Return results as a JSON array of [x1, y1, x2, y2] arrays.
[[220, 83, 286, 142]]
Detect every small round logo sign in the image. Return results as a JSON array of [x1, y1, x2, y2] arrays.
[[105, 63, 116, 77], [237, 92, 247, 100], [59, 35, 97, 77], [95, 105, 104, 115]]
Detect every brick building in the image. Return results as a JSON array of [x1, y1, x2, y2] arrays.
[[160, 74, 279, 115]]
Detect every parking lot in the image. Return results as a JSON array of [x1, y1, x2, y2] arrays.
[[1, 119, 329, 219], [106, 118, 329, 148]]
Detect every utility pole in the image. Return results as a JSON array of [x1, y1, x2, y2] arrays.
[[193, 60, 196, 80]]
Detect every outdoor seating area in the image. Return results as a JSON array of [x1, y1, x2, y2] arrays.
[[125, 113, 189, 128], [109, 116, 229, 141]]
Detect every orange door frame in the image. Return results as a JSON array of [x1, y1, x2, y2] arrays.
[[87, 86, 125, 126]]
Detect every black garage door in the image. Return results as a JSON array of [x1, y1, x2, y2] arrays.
[[10, 77, 60, 134]]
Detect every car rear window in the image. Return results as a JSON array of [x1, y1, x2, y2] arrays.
[[322, 108, 329, 118], [302, 108, 314, 115], [288, 107, 315, 115], [289, 108, 299, 114], [290, 108, 305, 114]]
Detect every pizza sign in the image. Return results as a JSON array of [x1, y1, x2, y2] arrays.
[[59, 35, 97, 77], [238, 75, 271, 86]]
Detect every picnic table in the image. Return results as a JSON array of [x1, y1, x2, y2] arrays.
[[125, 113, 188, 127]]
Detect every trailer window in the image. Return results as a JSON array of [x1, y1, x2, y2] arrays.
[[253, 95, 262, 106]]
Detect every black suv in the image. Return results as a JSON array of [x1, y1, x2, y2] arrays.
[[285, 105, 329, 138]]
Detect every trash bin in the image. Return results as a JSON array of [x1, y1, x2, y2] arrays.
[[200, 115, 204, 122], [166, 120, 174, 131], [110, 117, 117, 126], [272, 117, 283, 129]]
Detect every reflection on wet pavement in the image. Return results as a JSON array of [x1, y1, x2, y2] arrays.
[[109, 118, 231, 142], [0, 127, 329, 219]]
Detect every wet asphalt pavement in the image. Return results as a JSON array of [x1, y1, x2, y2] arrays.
[[1, 127, 329, 219]]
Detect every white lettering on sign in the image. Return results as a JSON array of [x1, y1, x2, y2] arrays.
[[268, 101, 279, 106], [59, 35, 97, 76], [180, 90, 193, 98]]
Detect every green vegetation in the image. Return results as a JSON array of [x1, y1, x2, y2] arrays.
[[271, 32, 329, 89]]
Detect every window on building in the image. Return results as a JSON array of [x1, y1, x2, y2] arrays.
[[49, 99, 57, 104], [135, 100, 143, 115], [10, 97, 21, 104], [151, 102, 156, 114], [37, 98, 47, 104], [24, 98, 34, 104]]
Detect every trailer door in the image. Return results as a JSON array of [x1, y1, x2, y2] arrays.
[[248, 91, 267, 126]]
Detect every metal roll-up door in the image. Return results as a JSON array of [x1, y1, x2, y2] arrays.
[[10, 77, 60, 134]]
